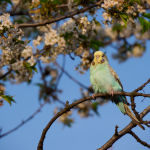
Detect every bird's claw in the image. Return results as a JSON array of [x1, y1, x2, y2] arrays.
[[110, 90, 114, 96], [92, 94, 96, 100]]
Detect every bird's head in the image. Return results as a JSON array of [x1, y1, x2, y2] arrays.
[[91, 51, 108, 66]]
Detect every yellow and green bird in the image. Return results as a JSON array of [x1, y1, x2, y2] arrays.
[[90, 51, 144, 130]]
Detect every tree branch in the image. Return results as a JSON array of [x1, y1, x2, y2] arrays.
[[37, 90, 150, 150], [0, 100, 48, 139], [133, 78, 150, 92], [55, 56, 65, 90], [11, 0, 23, 12], [16, 0, 104, 28], [97, 105, 150, 150], [129, 131, 150, 148]]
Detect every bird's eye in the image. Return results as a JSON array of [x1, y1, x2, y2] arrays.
[[102, 55, 105, 57]]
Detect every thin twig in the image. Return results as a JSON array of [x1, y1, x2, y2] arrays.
[[0, 100, 48, 139], [38, 58, 65, 106], [54, 61, 89, 90], [134, 78, 150, 92], [129, 131, 150, 148], [55, 56, 65, 90], [115, 125, 119, 136]]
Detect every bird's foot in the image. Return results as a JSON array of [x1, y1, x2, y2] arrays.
[[110, 90, 114, 96], [92, 94, 96, 100]]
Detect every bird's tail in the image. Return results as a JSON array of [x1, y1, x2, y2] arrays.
[[124, 103, 145, 130]]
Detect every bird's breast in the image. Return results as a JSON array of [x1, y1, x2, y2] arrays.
[[90, 64, 121, 93]]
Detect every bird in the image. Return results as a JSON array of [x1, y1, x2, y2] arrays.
[[90, 51, 145, 130]]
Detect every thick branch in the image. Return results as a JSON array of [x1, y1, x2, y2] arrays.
[[37, 91, 150, 150], [97, 105, 150, 150], [0, 100, 47, 138], [16, 0, 104, 28]]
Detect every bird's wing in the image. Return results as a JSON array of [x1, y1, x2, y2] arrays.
[[107, 64, 130, 105], [107, 64, 123, 89]]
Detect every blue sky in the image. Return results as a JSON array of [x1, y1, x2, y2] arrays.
[[0, 7, 150, 150]]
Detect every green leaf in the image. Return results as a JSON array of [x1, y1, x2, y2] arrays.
[[79, 34, 88, 40], [90, 40, 103, 51], [31, 65, 38, 73], [130, 0, 140, 4], [138, 17, 150, 33], [92, 102, 99, 116], [52, 0, 61, 5], [40, 0, 48, 3], [24, 62, 38, 73], [92, 44, 99, 51], [60, 11, 64, 16], [93, 29, 97, 35], [112, 24, 123, 31], [63, 32, 73, 42], [1, 95, 16, 105], [94, 20, 101, 26], [142, 13, 150, 19], [35, 83, 43, 87], [120, 14, 129, 27]]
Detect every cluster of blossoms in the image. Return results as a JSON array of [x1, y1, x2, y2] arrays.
[[33, 16, 97, 67], [101, 0, 146, 26], [0, 14, 36, 83]]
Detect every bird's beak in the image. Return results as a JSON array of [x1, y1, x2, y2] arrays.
[[96, 56, 102, 63]]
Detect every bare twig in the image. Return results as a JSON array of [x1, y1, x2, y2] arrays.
[[0, 100, 48, 139], [115, 125, 119, 136], [134, 78, 150, 92], [16, 0, 104, 28], [129, 131, 150, 148], [55, 56, 65, 90], [54, 61, 89, 90]]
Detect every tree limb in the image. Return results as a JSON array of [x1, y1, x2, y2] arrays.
[[133, 78, 150, 92], [129, 131, 150, 148], [97, 105, 150, 150], [16, 0, 104, 28], [37, 90, 150, 150]]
